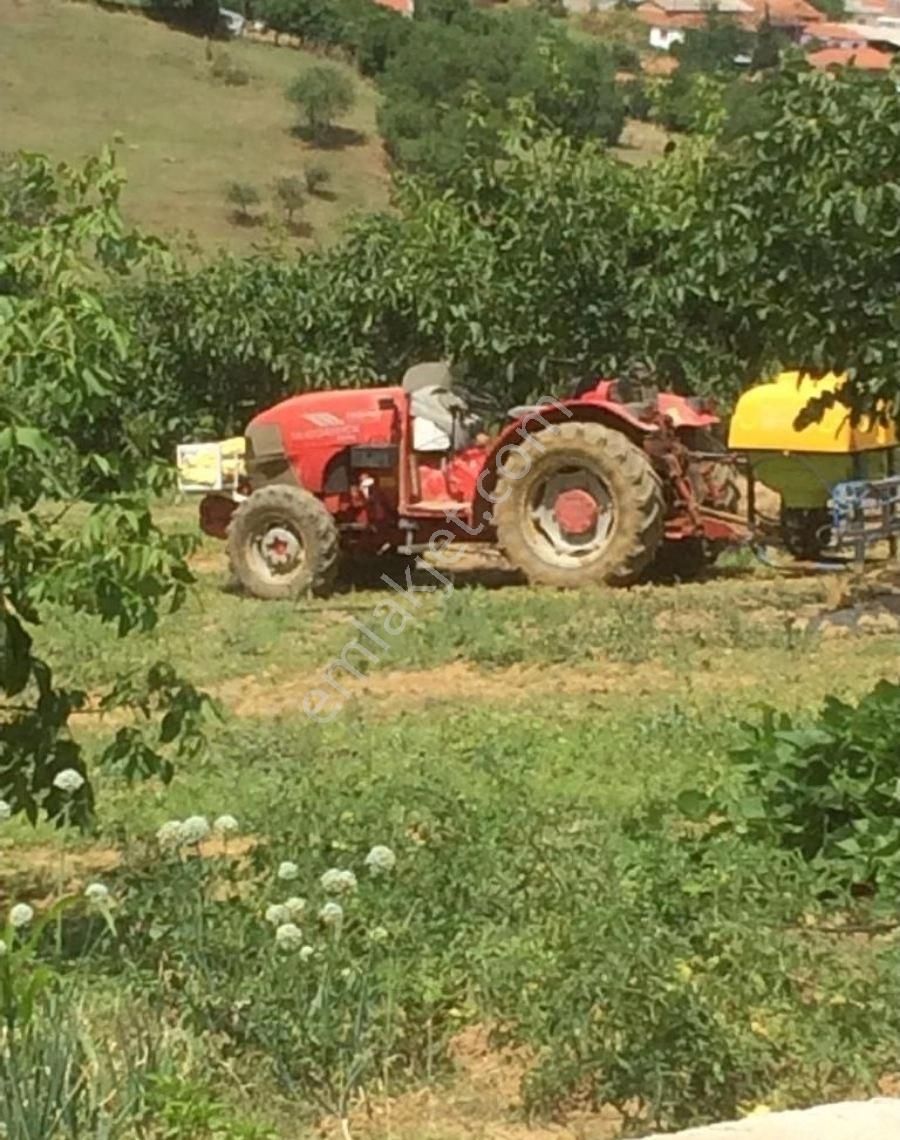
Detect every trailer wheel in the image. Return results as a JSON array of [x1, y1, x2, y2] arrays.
[[780, 505, 832, 561], [227, 485, 339, 600], [493, 422, 664, 587]]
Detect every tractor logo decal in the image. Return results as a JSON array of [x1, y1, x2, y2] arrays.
[[304, 412, 343, 427]]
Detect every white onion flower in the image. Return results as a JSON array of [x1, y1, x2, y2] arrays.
[[213, 814, 239, 836], [156, 820, 183, 849], [369, 926, 389, 944], [9, 903, 34, 929], [284, 897, 307, 920], [319, 901, 343, 927], [277, 861, 299, 881], [299, 944, 314, 962], [84, 882, 110, 907], [265, 903, 291, 926], [53, 769, 85, 794], [275, 922, 304, 951], [179, 816, 210, 845], [0, 800, 11, 822], [320, 868, 357, 895], [364, 845, 396, 875]]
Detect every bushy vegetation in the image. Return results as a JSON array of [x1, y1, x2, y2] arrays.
[[377, 8, 625, 178], [102, 63, 900, 441], [683, 680, 900, 893], [0, 152, 213, 823], [7, 679, 900, 1136]]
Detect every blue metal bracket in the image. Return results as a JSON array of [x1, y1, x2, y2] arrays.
[[830, 476, 900, 563]]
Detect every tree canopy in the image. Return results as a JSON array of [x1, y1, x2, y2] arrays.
[[0, 152, 213, 825]]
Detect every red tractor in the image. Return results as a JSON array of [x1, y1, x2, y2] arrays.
[[180, 364, 744, 599]]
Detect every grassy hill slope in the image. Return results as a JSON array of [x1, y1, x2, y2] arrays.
[[0, 0, 390, 250]]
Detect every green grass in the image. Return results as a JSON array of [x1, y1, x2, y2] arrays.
[[17, 499, 898, 845], [0, 0, 389, 251], [5, 501, 900, 1139]]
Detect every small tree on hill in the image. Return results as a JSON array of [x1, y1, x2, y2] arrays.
[[225, 181, 261, 224], [286, 65, 356, 144], [273, 176, 306, 225], [304, 162, 332, 196]]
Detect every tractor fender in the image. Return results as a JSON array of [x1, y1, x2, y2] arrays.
[[471, 399, 654, 520]]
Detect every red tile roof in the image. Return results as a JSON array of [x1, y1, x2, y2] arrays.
[[807, 43, 894, 66], [806, 19, 869, 40], [373, 0, 414, 13], [745, 0, 824, 24]]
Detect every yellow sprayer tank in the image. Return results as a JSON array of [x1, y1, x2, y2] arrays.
[[728, 372, 897, 510]]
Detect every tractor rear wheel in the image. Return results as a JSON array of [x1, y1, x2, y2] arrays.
[[227, 485, 339, 600], [493, 422, 664, 587]]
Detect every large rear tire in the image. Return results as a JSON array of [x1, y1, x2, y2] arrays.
[[493, 422, 664, 587], [227, 485, 339, 600]]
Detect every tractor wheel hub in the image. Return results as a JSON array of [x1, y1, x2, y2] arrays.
[[261, 526, 301, 570], [553, 488, 600, 536]]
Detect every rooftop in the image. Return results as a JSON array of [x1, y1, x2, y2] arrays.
[[807, 42, 894, 65]]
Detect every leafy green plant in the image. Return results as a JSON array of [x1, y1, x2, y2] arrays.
[[680, 680, 900, 891], [0, 151, 208, 826]]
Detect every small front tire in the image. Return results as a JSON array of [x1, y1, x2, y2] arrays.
[[227, 485, 339, 600]]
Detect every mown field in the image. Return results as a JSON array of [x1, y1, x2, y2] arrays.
[[4, 501, 900, 1140], [0, 0, 389, 250]]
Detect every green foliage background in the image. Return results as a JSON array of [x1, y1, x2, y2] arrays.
[[118, 64, 900, 438]]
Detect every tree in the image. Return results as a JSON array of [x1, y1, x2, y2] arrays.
[[225, 180, 261, 223], [750, 9, 783, 71], [149, 0, 220, 33], [273, 175, 306, 225], [378, 9, 624, 180], [673, 9, 753, 74], [0, 151, 213, 827], [256, 0, 348, 44], [286, 65, 356, 144]]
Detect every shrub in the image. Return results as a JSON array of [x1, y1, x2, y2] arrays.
[[210, 50, 251, 87], [680, 680, 900, 893], [225, 180, 261, 223], [304, 161, 331, 195], [286, 64, 356, 143]]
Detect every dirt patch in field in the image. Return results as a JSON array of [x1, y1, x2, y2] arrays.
[[214, 658, 677, 720], [212, 625, 900, 720], [321, 1024, 623, 1140], [0, 835, 257, 906]]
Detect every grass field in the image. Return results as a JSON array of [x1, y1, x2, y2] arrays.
[[0, 0, 669, 253], [0, 0, 390, 250], [4, 501, 900, 1139]]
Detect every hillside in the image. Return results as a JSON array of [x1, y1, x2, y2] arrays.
[[0, 0, 391, 250]]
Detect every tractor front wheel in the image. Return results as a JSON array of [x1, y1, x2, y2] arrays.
[[227, 485, 339, 600], [493, 422, 664, 587]]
